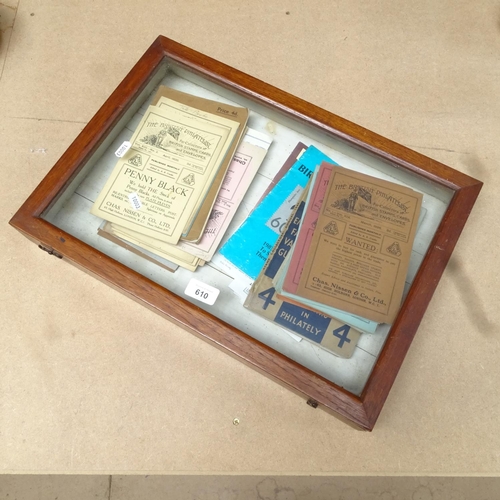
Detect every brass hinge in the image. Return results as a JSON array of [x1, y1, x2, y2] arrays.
[[38, 245, 63, 259]]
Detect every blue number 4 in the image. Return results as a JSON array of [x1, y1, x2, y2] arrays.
[[258, 287, 276, 310], [332, 325, 351, 348]]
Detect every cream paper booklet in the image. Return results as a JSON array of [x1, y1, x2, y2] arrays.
[[101, 221, 202, 272], [91, 95, 242, 244], [151, 87, 249, 242], [104, 128, 272, 266]]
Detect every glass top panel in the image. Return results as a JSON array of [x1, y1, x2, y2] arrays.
[[42, 62, 453, 396]]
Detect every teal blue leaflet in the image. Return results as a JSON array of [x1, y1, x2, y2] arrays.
[[219, 145, 336, 280]]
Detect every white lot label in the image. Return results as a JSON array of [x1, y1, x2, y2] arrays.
[[128, 192, 142, 210], [185, 278, 220, 305], [115, 141, 132, 157]]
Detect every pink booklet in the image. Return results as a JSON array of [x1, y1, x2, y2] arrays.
[[177, 128, 272, 261]]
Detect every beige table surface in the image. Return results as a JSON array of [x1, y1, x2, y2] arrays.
[[0, 0, 499, 475]]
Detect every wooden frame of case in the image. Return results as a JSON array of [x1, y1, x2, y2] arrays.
[[9, 36, 482, 430]]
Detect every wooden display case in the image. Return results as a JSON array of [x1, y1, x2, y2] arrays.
[[9, 36, 482, 430]]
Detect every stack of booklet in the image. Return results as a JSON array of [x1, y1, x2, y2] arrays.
[[91, 88, 423, 359], [219, 145, 423, 358], [91, 86, 272, 271]]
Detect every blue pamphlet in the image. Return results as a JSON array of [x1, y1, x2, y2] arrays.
[[219, 145, 337, 280]]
